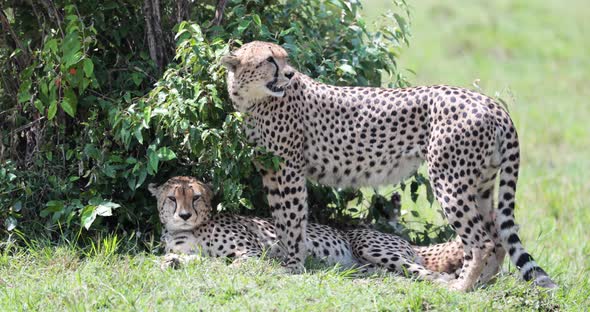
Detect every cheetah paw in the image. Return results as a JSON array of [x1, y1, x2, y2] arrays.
[[230, 257, 249, 268], [282, 262, 305, 274], [161, 253, 182, 270], [435, 272, 456, 284], [448, 279, 471, 292]]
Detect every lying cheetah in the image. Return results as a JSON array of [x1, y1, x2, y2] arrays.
[[220, 41, 556, 291], [149, 176, 464, 282]]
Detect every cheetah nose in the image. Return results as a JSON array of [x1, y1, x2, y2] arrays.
[[285, 71, 294, 79], [179, 212, 192, 221]]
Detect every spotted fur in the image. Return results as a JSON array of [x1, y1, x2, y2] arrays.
[[414, 236, 464, 275], [220, 41, 556, 291], [150, 176, 463, 283]]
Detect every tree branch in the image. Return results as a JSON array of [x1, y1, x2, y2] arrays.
[[0, 6, 30, 68], [143, 0, 168, 73], [211, 0, 228, 26], [37, 0, 64, 37], [175, 0, 190, 24]]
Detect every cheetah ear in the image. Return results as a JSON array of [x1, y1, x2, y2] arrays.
[[221, 53, 240, 71], [200, 182, 214, 197], [148, 183, 161, 197]]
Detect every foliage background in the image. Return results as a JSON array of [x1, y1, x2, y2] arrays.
[[1, 0, 443, 244]]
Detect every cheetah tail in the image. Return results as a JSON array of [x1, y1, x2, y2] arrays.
[[496, 149, 557, 288]]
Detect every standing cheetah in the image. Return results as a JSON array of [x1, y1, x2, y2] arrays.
[[220, 41, 556, 291], [150, 176, 463, 283]]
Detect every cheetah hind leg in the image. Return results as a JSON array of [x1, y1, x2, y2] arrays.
[[476, 171, 507, 285], [430, 178, 496, 291]]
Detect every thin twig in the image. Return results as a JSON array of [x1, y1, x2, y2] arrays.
[[87, 89, 116, 102], [0, 107, 18, 117], [0, 186, 24, 197], [11, 117, 46, 134]]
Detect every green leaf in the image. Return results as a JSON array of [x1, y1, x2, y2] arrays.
[[84, 144, 101, 160], [134, 127, 143, 144], [45, 38, 58, 53], [125, 157, 137, 165], [34, 99, 44, 113], [237, 20, 251, 33], [5, 216, 17, 231], [127, 176, 137, 191], [96, 201, 120, 216], [12, 201, 22, 212], [239, 198, 254, 210], [338, 64, 356, 75], [393, 13, 408, 32], [83, 58, 94, 77], [41, 200, 65, 217], [131, 72, 143, 86], [103, 165, 116, 178], [17, 80, 31, 103], [81, 201, 120, 230], [157, 147, 177, 161], [148, 150, 159, 173], [66, 149, 75, 160], [61, 88, 78, 117], [62, 31, 82, 67], [271, 156, 283, 171], [47, 100, 58, 120], [252, 14, 261, 26], [40, 81, 49, 97], [425, 181, 435, 206], [136, 169, 147, 188], [80, 205, 97, 230]]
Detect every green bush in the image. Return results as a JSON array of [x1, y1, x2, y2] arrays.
[[1, 0, 448, 245]]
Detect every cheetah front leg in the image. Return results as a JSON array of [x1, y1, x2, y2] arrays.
[[262, 164, 308, 273], [161, 253, 201, 270]]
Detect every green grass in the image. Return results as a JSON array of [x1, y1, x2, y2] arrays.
[[0, 237, 572, 311], [2, 1, 590, 310]]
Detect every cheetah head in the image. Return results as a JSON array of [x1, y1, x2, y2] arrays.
[[221, 41, 295, 110], [149, 176, 213, 233]]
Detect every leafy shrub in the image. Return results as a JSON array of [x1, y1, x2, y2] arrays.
[[1, 0, 449, 245]]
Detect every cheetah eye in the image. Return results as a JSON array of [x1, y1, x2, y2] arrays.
[[193, 195, 201, 201], [266, 56, 274, 63], [168, 196, 176, 202]]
